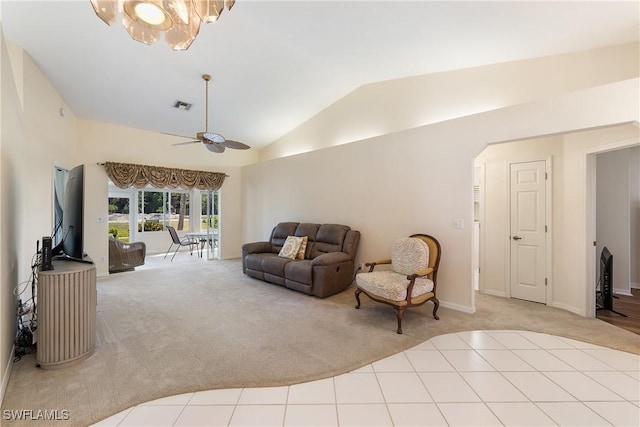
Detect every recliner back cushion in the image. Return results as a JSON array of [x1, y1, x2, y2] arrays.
[[310, 224, 349, 258], [294, 223, 320, 259], [270, 222, 299, 253], [391, 238, 429, 276]]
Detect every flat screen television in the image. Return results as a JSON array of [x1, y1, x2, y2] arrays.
[[52, 164, 92, 263]]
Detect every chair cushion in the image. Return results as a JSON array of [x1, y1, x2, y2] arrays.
[[245, 253, 277, 272], [392, 238, 429, 275], [356, 270, 434, 302], [284, 259, 313, 285], [262, 254, 294, 276]]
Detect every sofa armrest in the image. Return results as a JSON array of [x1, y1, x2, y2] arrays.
[[311, 251, 352, 266], [311, 252, 356, 298], [242, 241, 273, 273], [242, 241, 272, 255]]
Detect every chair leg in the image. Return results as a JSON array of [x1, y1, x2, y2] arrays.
[[355, 288, 362, 309], [171, 246, 180, 261], [432, 297, 440, 320], [164, 243, 175, 259], [395, 306, 405, 334]]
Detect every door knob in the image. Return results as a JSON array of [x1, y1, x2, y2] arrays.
[[512, 236, 522, 240]]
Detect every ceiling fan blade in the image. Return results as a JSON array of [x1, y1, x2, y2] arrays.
[[162, 130, 201, 139], [203, 131, 251, 150], [220, 139, 251, 150], [204, 142, 226, 153], [172, 140, 200, 146]]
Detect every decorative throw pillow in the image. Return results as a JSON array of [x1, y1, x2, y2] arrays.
[[296, 236, 308, 260], [279, 236, 303, 259]]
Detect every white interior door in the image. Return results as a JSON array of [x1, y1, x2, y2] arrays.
[[510, 161, 547, 303]]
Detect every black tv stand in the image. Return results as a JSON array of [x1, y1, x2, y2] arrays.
[[52, 253, 94, 265]]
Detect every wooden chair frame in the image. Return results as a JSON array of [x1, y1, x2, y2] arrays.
[[355, 233, 441, 334]]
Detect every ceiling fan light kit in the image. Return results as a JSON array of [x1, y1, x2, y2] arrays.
[[90, 0, 235, 50], [170, 74, 251, 154]]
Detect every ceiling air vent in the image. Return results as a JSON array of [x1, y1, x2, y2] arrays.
[[173, 101, 192, 111]]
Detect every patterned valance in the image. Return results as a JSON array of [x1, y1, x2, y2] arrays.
[[102, 161, 226, 191]]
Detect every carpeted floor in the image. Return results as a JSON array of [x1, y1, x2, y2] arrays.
[[2, 254, 639, 426]]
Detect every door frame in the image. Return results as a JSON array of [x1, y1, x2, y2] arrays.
[[506, 157, 553, 305], [585, 137, 640, 317]]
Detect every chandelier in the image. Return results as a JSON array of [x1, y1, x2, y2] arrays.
[[90, 0, 235, 50]]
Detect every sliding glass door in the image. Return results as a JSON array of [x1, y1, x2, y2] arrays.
[[201, 190, 219, 260]]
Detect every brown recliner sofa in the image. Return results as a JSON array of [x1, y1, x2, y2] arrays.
[[242, 222, 360, 298]]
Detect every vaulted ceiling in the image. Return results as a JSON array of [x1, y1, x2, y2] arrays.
[[2, 1, 638, 151]]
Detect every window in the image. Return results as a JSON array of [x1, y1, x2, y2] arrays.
[[108, 194, 133, 242], [138, 189, 192, 233], [107, 181, 197, 240], [129, 190, 191, 233]]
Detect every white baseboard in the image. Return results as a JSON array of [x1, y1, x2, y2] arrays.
[[440, 300, 476, 314], [482, 289, 508, 298], [550, 301, 583, 316], [1, 344, 15, 406], [613, 288, 633, 297], [630, 282, 639, 290]]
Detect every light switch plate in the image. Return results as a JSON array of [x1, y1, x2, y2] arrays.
[[453, 219, 465, 229]]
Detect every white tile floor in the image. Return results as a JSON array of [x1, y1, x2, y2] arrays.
[[93, 330, 640, 427]]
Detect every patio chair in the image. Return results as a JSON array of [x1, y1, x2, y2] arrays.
[[164, 226, 198, 261]]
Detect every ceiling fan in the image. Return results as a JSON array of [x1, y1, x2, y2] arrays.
[[171, 74, 250, 153]]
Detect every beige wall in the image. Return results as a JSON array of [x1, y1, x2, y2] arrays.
[[0, 24, 15, 406], [476, 126, 640, 315], [245, 74, 639, 316], [243, 125, 479, 312], [246, 44, 639, 315], [262, 43, 639, 162], [0, 40, 253, 398], [1, 38, 639, 404], [1, 35, 80, 402], [77, 119, 252, 275]]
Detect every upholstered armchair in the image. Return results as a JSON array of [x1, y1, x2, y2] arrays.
[[108, 235, 146, 273], [354, 234, 441, 334]]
